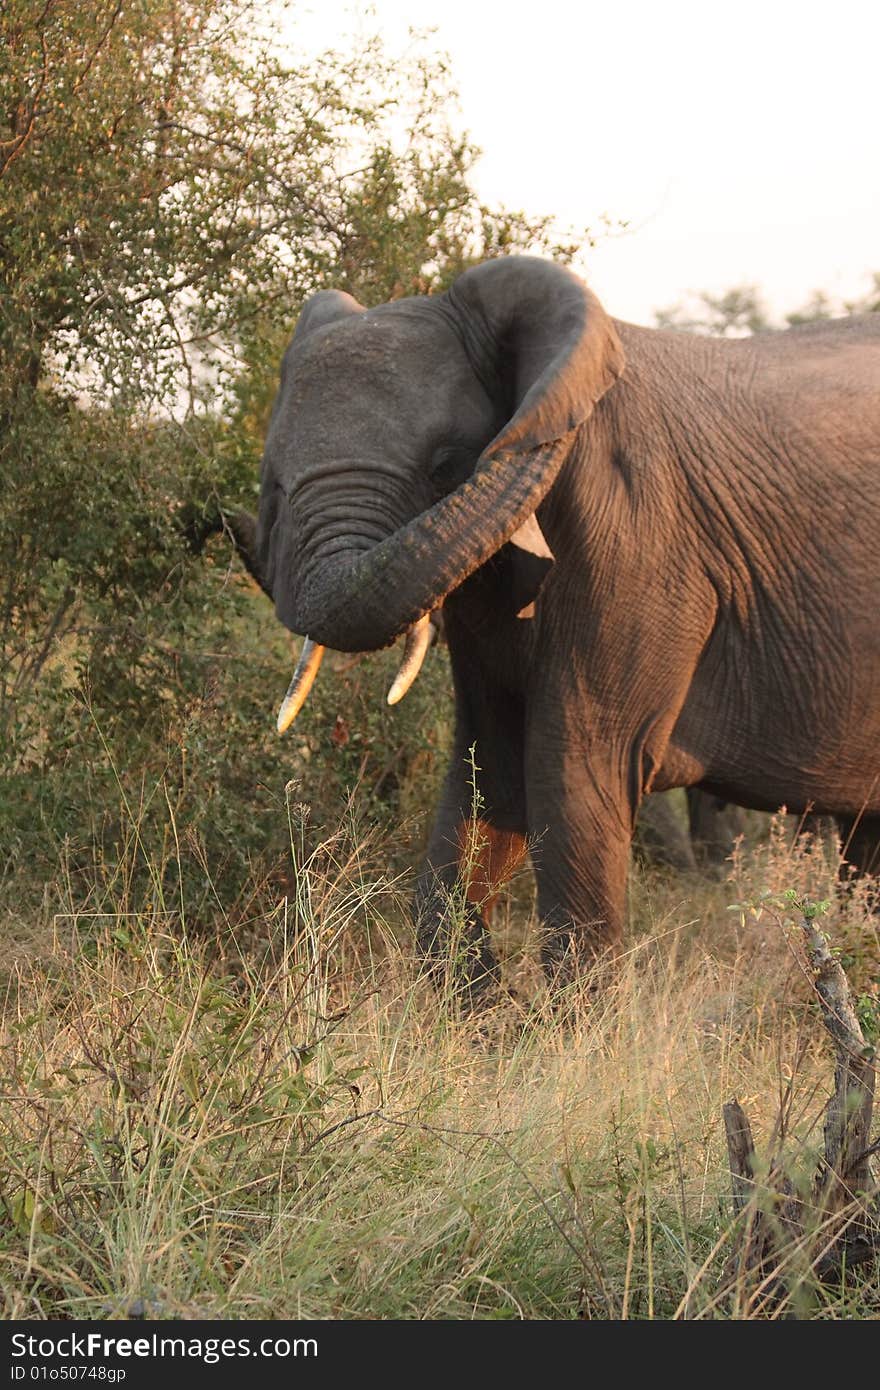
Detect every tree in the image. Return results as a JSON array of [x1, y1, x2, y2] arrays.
[[3, 1, 571, 404], [785, 273, 880, 325], [655, 274, 879, 336], [654, 285, 772, 337], [0, 0, 574, 902], [0, 0, 568, 733]]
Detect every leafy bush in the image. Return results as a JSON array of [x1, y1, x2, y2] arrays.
[[0, 0, 570, 919]]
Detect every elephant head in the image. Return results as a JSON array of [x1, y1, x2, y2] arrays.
[[255, 257, 625, 728]]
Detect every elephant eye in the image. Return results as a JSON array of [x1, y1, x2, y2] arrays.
[[428, 446, 474, 495]]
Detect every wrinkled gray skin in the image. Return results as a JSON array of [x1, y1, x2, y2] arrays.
[[247, 257, 880, 994]]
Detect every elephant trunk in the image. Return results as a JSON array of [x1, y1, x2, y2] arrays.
[[274, 436, 569, 653]]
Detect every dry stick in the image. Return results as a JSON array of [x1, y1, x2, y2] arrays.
[[800, 914, 877, 1204], [722, 1099, 802, 1305], [799, 910, 879, 1274], [723, 1100, 756, 1216], [723, 900, 878, 1299]]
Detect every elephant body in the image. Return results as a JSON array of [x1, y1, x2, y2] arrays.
[[248, 258, 880, 990]]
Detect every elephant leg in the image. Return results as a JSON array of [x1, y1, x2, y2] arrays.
[[634, 792, 697, 872], [838, 814, 880, 881], [525, 738, 634, 986], [414, 696, 528, 1002], [686, 787, 747, 868]]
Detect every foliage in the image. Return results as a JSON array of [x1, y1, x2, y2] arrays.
[[655, 272, 880, 336], [0, 0, 574, 907], [2, 0, 570, 410], [655, 285, 773, 337]]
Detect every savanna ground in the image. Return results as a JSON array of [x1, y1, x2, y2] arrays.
[[2, 613, 879, 1321]]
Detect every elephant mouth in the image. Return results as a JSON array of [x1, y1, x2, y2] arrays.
[[276, 613, 436, 734], [264, 438, 572, 735]]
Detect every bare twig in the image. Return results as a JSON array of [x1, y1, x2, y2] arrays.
[[721, 897, 878, 1302], [723, 1100, 756, 1215], [801, 913, 877, 1202]]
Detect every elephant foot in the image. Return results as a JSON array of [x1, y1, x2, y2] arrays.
[[836, 815, 880, 911], [538, 920, 619, 1002], [634, 792, 697, 873], [415, 908, 501, 1013]]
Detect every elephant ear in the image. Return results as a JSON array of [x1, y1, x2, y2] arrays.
[[274, 289, 364, 403], [447, 256, 625, 456], [292, 288, 364, 341]]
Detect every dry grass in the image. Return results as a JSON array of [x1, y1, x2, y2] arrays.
[[0, 798, 877, 1320]]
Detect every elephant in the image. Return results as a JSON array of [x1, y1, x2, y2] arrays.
[[236, 256, 880, 994], [635, 788, 748, 873]]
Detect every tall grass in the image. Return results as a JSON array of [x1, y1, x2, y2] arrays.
[[1, 786, 877, 1319]]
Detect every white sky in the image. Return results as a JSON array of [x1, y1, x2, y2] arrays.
[[287, 0, 880, 325]]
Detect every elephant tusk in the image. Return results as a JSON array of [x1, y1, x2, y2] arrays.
[[386, 614, 434, 706], [276, 638, 325, 734]]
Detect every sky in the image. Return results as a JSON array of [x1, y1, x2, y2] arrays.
[[285, 0, 880, 326]]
